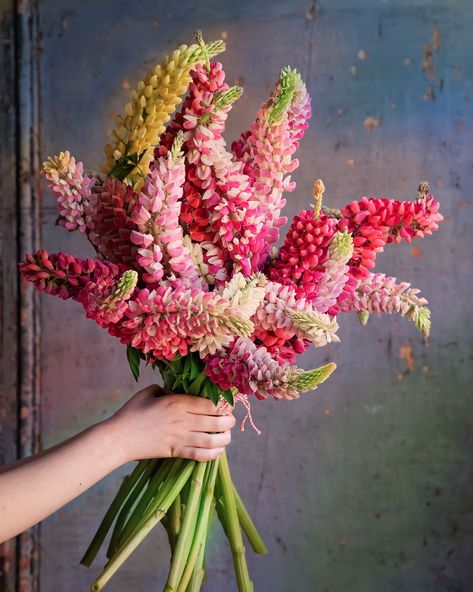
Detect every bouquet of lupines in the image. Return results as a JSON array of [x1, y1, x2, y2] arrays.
[[20, 32, 443, 592]]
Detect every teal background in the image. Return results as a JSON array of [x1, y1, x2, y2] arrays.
[[34, 1, 473, 590]]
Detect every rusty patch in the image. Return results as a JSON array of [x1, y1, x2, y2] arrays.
[[410, 245, 423, 257], [363, 116, 381, 132], [399, 344, 415, 372]]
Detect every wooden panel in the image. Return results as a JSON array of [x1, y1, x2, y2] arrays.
[[0, 1, 19, 589]]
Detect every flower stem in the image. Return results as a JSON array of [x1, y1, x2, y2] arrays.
[[233, 484, 268, 555], [164, 462, 207, 591], [91, 460, 195, 591], [177, 459, 218, 592], [164, 493, 182, 552], [80, 459, 150, 567], [217, 451, 253, 592], [107, 459, 159, 558], [114, 458, 173, 549]]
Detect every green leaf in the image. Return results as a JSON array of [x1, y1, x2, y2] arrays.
[[206, 381, 220, 406], [126, 345, 141, 382], [221, 388, 234, 406]]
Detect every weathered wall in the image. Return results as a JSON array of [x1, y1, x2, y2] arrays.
[[2, 0, 473, 590]]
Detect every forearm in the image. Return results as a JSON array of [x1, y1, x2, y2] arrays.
[[0, 420, 122, 542]]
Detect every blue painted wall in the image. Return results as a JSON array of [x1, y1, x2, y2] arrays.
[[37, 1, 473, 590]]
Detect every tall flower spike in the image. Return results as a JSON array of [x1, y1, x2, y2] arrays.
[[231, 67, 305, 249], [43, 151, 96, 233], [253, 282, 339, 364], [131, 137, 201, 287], [267, 211, 338, 301], [103, 39, 226, 183], [339, 272, 432, 337]]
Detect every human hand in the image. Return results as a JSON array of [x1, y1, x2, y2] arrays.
[[107, 385, 236, 464]]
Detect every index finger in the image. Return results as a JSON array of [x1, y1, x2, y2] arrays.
[[184, 395, 220, 416]]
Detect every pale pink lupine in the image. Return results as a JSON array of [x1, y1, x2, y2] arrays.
[[43, 151, 97, 233], [312, 231, 354, 314], [339, 272, 431, 337], [131, 138, 202, 287]]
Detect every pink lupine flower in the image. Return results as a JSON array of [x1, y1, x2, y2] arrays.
[[312, 231, 354, 314], [205, 337, 336, 400], [43, 152, 97, 233], [336, 184, 443, 278], [112, 284, 253, 360], [78, 270, 138, 328], [339, 272, 431, 337], [205, 337, 295, 400], [131, 138, 201, 287], [19, 250, 124, 300], [231, 68, 307, 246], [253, 281, 339, 363]]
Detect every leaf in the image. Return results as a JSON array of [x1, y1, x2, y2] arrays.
[[189, 355, 203, 380], [221, 388, 234, 406], [206, 381, 221, 406], [126, 345, 141, 382]]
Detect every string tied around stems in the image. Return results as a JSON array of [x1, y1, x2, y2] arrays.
[[218, 393, 262, 436]]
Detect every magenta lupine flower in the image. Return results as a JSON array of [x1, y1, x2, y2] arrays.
[[90, 176, 139, 266], [111, 283, 253, 360], [205, 337, 295, 400], [339, 272, 431, 337], [205, 336, 336, 400], [43, 152, 97, 233], [267, 211, 338, 301], [19, 249, 124, 300], [336, 185, 443, 278]]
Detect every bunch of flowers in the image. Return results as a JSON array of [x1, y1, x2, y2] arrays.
[[20, 32, 442, 592]]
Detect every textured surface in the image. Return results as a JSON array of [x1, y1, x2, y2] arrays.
[[4, 0, 473, 590]]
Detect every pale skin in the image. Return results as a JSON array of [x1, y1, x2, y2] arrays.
[[0, 384, 235, 544]]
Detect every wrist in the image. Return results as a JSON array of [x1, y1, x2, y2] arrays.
[[95, 418, 129, 470]]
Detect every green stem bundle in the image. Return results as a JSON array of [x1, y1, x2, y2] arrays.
[[82, 362, 267, 592]]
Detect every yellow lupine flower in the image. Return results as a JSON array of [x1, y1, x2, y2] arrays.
[[103, 39, 226, 185]]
